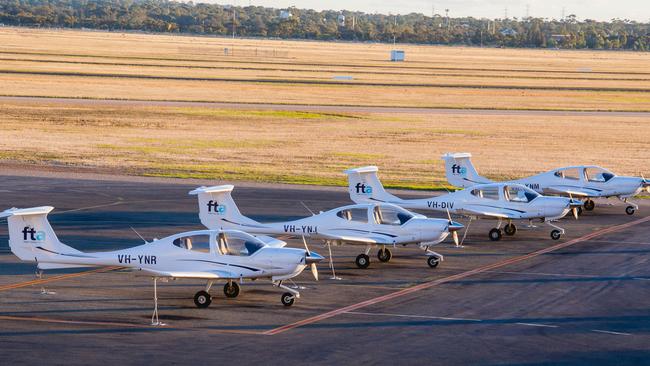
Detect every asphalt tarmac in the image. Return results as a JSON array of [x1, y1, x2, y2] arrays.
[[0, 173, 649, 365]]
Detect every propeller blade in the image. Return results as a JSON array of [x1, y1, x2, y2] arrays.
[[452, 231, 459, 246], [311, 263, 319, 281], [572, 207, 579, 220], [302, 235, 310, 255], [446, 207, 452, 223]]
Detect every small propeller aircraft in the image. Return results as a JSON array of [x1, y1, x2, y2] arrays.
[[0, 206, 324, 324], [190, 185, 463, 269], [345, 166, 582, 242], [443, 153, 650, 215]]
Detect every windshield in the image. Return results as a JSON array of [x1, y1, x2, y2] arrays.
[[373, 205, 414, 225], [554, 168, 581, 180], [585, 167, 615, 182], [504, 185, 539, 203]]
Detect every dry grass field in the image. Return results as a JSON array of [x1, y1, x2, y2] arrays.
[[0, 27, 649, 188]]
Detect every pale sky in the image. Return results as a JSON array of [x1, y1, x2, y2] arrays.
[[206, 1, 650, 22]]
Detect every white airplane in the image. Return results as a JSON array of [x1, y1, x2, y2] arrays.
[[345, 166, 582, 242], [0, 206, 324, 324], [443, 153, 650, 215], [190, 185, 464, 269]]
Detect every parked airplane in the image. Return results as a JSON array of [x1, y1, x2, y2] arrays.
[[0, 206, 323, 324], [345, 166, 582, 242], [190, 185, 463, 269], [443, 153, 650, 215]]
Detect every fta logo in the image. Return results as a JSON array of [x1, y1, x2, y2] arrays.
[[451, 164, 467, 176], [354, 182, 373, 195], [22, 226, 45, 241], [207, 200, 226, 215]]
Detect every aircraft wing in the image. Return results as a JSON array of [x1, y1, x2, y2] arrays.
[[318, 229, 395, 245], [544, 186, 600, 197], [139, 268, 238, 279], [458, 206, 522, 219], [255, 235, 287, 248]]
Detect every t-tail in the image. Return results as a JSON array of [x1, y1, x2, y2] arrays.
[[442, 153, 492, 188], [344, 166, 404, 204], [0, 206, 90, 269], [189, 185, 264, 231]]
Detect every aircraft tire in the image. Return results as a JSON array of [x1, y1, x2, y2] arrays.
[[427, 256, 440, 268], [355, 254, 370, 269], [281, 292, 295, 307], [224, 282, 240, 298], [489, 228, 502, 241], [504, 223, 517, 236], [377, 248, 392, 262], [194, 290, 212, 308], [550, 229, 562, 240], [584, 199, 595, 211], [626, 206, 635, 215]]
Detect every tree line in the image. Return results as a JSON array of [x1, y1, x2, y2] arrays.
[[2, 0, 649, 50]]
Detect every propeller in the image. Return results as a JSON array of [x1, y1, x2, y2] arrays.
[[302, 236, 319, 281], [446, 207, 460, 246], [642, 174, 650, 193]]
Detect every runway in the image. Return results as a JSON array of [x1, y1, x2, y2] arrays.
[[2, 95, 650, 117], [0, 173, 649, 364]]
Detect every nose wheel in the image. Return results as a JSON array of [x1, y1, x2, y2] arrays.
[[489, 228, 503, 241], [626, 206, 635, 215], [427, 255, 441, 268], [355, 254, 370, 269], [377, 248, 392, 262], [281, 292, 295, 306], [223, 282, 240, 298], [550, 229, 562, 240], [193, 290, 212, 308]]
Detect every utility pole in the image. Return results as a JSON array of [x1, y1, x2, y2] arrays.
[[504, 7, 508, 19], [526, 4, 530, 18], [232, 7, 236, 38], [445, 8, 449, 30], [562, 7, 566, 20]]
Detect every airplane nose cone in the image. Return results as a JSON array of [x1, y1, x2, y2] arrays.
[[305, 252, 324, 264], [447, 221, 465, 232]]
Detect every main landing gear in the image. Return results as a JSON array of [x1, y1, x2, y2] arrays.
[[489, 221, 517, 242], [355, 246, 373, 269], [377, 246, 393, 263], [489, 228, 502, 241], [584, 199, 595, 211]]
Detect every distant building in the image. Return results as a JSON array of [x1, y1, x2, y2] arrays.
[[280, 10, 292, 19], [500, 28, 518, 36], [337, 14, 346, 27], [550, 34, 569, 42], [390, 50, 405, 62]]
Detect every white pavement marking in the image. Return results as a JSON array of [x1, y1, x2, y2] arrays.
[[345, 311, 482, 322], [591, 329, 632, 336], [515, 322, 559, 328]]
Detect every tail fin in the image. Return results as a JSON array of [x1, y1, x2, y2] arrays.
[[189, 185, 261, 230], [442, 153, 492, 188], [344, 166, 403, 204], [0, 206, 83, 263]]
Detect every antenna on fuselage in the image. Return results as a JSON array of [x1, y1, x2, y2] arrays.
[[300, 201, 316, 216], [130, 227, 148, 244]]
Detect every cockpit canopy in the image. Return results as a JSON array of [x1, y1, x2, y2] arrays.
[[470, 184, 539, 203], [171, 231, 265, 256], [335, 204, 414, 226], [553, 166, 615, 183]]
